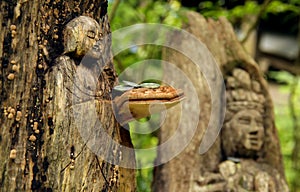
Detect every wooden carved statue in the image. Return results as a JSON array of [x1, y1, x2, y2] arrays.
[[43, 16, 138, 191], [222, 68, 265, 159], [194, 68, 289, 192], [217, 68, 289, 191], [46, 14, 184, 174]]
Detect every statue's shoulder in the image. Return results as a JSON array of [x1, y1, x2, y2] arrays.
[[46, 55, 77, 78], [54, 55, 73, 65]]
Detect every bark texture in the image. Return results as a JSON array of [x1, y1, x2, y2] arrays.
[[152, 11, 287, 192], [0, 0, 135, 191]]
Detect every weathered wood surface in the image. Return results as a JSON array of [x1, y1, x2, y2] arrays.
[[0, 0, 135, 191], [152, 11, 287, 192]]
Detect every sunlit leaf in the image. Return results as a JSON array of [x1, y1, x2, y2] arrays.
[[139, 82, 160, 88]]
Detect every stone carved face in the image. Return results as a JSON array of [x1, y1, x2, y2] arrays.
[[63, 16, 102, 59], [230, 109, 264, 151], [222, 109, 264, 157]]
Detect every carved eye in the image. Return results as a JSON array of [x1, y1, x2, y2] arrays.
[[87, 30, 96, 39], [256, 118, 263, 126], [238, 116, 250, 124]]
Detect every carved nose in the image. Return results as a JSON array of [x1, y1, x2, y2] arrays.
[[250, 119, 260, 131]]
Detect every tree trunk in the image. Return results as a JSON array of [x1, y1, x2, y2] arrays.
[[152, 11, 288, 192], [0, 0, 135, 191]]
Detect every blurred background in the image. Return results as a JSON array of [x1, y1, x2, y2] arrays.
[[108, 0, 300, 191]]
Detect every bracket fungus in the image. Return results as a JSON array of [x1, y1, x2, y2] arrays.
[[113, 81, 185, 125]]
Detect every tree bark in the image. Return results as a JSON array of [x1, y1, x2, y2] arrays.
[[0, 0, 135, 191], [152, 11, 287, 192]]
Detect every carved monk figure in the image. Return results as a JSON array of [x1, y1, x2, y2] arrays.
[[56, 16, 107, 102]]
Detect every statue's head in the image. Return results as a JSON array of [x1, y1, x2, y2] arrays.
[[221, 68, 265, 158], [63, 16, 102, 59]]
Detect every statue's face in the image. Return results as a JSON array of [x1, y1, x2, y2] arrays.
[[230, 109, 264, 151], [76, 19, 102, 58], [64, 16, 102, 59]]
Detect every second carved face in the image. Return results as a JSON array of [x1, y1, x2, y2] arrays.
[[222, 109, 265, 158], [231, 109, 264, 151]]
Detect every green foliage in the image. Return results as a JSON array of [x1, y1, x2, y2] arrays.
[[109, 0, 184, 31], [275, 101, 295, 187], [230, 1, 259, 18], [200, 1, 260, 22], [269, 71, 296, 85], [199, 1, 229, 19], [270, 71, 300, 190], [130, 117, 159, 192], [265, 1, 300, 16], [199, 0, 299, 25], [109, 0, 186, 75]]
